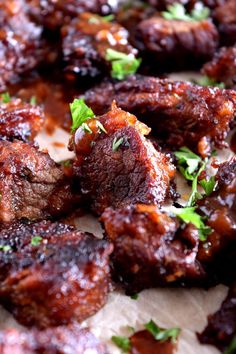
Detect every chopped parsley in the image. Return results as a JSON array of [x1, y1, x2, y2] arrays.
[[111, 335, 131, 353], [70, 98, 95, 132], [193, 76, 225, 88], [224, 336, 236, 354], [145, 320, 181, 343], [60, 160, 72, 167], [1, 92, 11, 103], [162, 3, 210, 21], [199, 176, 216, 196], [81, 122, 93, 134], [112, 137, 124, 151], [96, 120, 107, 134], [173, 207, 212, 241], [89, 14, 115, 24], [130, 293, 139, 300], [0, 245, 12, 252], [106, 49, 141, 80], [30, 96, 37, 105], [31, 236, 43, 246]]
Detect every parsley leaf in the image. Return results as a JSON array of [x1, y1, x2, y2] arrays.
[[199, 176, 216, 196], [89, 14, 115, 24], [70, 98, 95, 132], [130, 293, 139, 300], [1, 92, 11, 103], [30, 96, 37, 105], [0, 245, 12, 252], [106, 49, 141, 80], [174, 147, 201, 180], [145, 320, 181, 343], [173, 207, 212, 241], [60, 160, 72, 167], [112, 335, 131, 352], [81, 122, 93, 134], [96, 120, 107, 134], [162, 3, 209, 21], [193, 76, 225, 88], [112, 137, 124, 151], [224, 336, 236, 354], [31, 236, 43, 246]]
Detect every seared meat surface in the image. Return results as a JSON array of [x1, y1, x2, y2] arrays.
[[0, 325, 108, 354], [198, 284, 236, 352], [0, 98, 45, 142], [203, 45, 236, 89], [0, 0, 43, 91], [101, 204, 205, 293], [84, 75, 236, 156], [71, 103, 175, 215], [213, 0, 236, 45], [0, 140, 78, 223], [134, 16, 218, 70], [62, 12, 137, 80], [0, 221, 113, 327]]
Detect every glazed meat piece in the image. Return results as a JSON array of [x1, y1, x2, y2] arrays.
[[0, 140, 78, 223], [101, 204, 205, 293], [0, 221, 113, 327], [0, 0, 43, 91], [0, 98, 45, 142], [27, 0, 125, 30], [134, 16, 218, 70], [203, 45, 236, 89], [71, 103, 175, 215], [84, 75, 236, 156], [0, 325, 108, 354], [198, 284, 236, 352], [62, 12, 138, 80], [213, 0, 236, 45]]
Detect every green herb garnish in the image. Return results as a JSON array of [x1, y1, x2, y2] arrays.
[[173, 207, 212, 241], [60, 160, 72, 167], [199, 176, 216, 196], [162, 3, 210, 21], [0, 245, 12, 252], [106, 49, 141, 80], [130, 293, 139, 300], [193, 76, 225, 88], [111, 335, 131, 353], [31, 236, 43, 246], [145, 320, 181, 343], [70, 98, 95, 132], [81, 122, 93, 134], [30, 96, 37, 105], [89, 14, 115, 24], [224, 336, 236, 354], [112, 137, 124, 151], [96, 120, 107, 134], [1, 92, 11, 103]]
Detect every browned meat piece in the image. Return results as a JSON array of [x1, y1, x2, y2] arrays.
[[0, 140, 79, 223], [0, 220, 113, 327], [0, 325, 108, 354], [26, 0, 125, 30], [0, 0, 43, 91], [197, 158, 236, 279], [198, 284, 236, 352], [203, 45, 236, 89], [213, 0, 236, 45], [70, 103, 175, 215], [0, 98, 45, 142], [134, 16, 218, 70], [84, 76, 236, 156], [101, 204, 205, 293], [61, 12, 138, 80]]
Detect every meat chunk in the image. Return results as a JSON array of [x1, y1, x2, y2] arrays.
[[71, 103, 175, 215], [0, 221, 113, 327], [0, 140, 78, 223], [213, 0, 236, 45], [0, 98, 45, 142], [0, 0, 43, 90], [84, 75, 236, 156], [198, 284, 236, 352], [101, 204, 205, 293], [61, 12, 138, 80], [134, 16, 218, 70], [26, 0, 125, 30], [202, 45, 236, 89]]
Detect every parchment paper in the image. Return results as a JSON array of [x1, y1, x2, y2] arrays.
[[0, 72, 234, 354]]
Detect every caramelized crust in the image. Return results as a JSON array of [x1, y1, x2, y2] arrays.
[[0, 221, 113, 327], [134, 16, 218, 70], [101, 204, 205, 293], [84, 75, 236, 156], [61, 12, 137, 80], [0, 98, 45, 142], [0, 140, 78, 223], [0, 0, 43, 90], [0, 325, 108, 354], [71, 104, 175, 215], [203, 45, 236, 89], [213, 0, 236, 45]]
